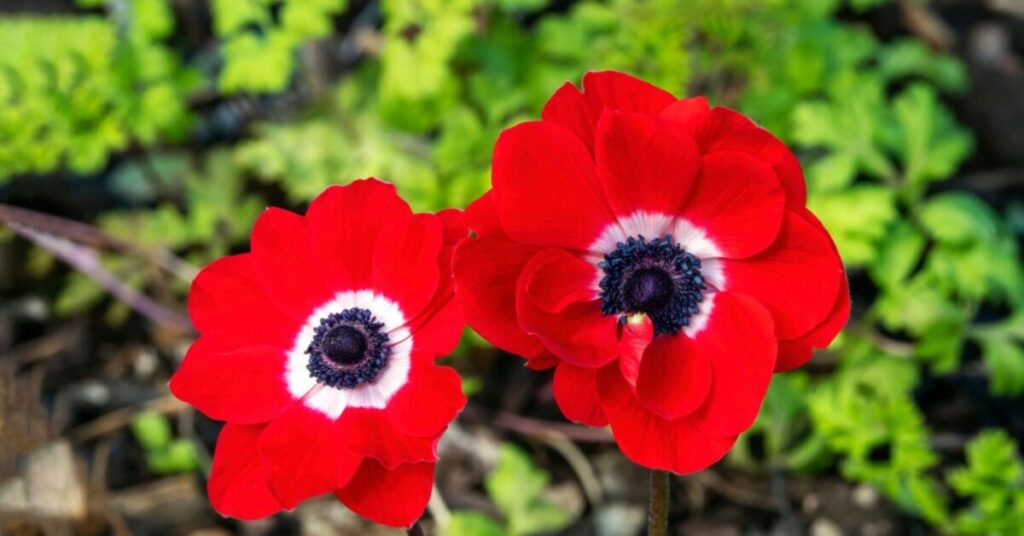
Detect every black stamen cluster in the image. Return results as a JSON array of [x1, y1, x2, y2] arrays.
[[598, 235, 706, 336], [306, 308, 390, 389]]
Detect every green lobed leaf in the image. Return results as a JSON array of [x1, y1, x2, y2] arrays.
[[947, 430, 1024, 535], [871, 221, 925, 290], [888, 84, 973, 194], [919, 192, 1000, 246], [807, 185, 898, 266], [978, 336, 1024, 396]]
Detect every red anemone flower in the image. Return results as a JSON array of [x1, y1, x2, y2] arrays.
[[453, 71, 849, 474], [170, 179, 467, 526]]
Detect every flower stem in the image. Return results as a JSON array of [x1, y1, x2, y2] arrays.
[[648, 469, 670, 536]]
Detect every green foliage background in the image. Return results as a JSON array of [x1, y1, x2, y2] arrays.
[[2, 0, 1022, 533]]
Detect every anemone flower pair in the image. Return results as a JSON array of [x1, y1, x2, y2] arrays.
[[453, 71, 849, 474], [170, 180, 467, 527], [170, 70, 848, 526]]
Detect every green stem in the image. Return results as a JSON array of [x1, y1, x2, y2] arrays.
[[648, 469, 670, 536]]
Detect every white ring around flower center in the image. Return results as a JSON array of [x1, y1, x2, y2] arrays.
[[285, 290, 412, 420], [586, 211, 726, 338]]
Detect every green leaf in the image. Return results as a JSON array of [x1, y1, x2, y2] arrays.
[[146, 440, 200, 474], [446, 512, 504, 536], [511, 502, 571, 536], [871, 221, 925, 289], [978, 336, 1024, 396], [129, 0, 176, 41], [484, 443, 572, 535], [211, 0, 268, 36], [807, 185, 898, 266], [461, 377, 483, 397], [735, 372, 829, 472], [807, 153, 857, 193], [486, 444, 549, 519], [808, 353, 949, 524], [281, 0, 347, 38], [219, 32, 296, 93], [919, 192, 999, 246], [888, 84, 972, 193], [916, 321, 965, 373], [109, 152, 189, 202], [0, 16, 192, 179], [847, 0, 887, 12], [947, 430, 1024, 535], [877, 39, 966, 92], [874, 275, 964, 337], [132, 411, 173, 451], [925, 238, 1024, 302], [791, 73, 895, 182], [494, 0, 550, 12]]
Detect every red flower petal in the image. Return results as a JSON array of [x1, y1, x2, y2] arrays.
[[372, 213, 443, 318], [618, 314, 654, 389], [250, 208, 332, 321], [516, 252, 618, 368], [661, 104, 807, 209], [687, 292, 777, 437], [541, 82, 597, 153], [386, 353, 466, 437], [553, 362, 608, 427], [521, 248, 598, 314], [777, 341, 814, 373], [405, 209, 466, 358], [800, 272, 851, 349], [338, 407, 438, 468], [787, 210, 850, 345], [526, 352, 560, 371], [464, 190, 504, 238], [659, 96, 710, 124], [492, 121, 614, 250], [597, 365, 736, 474], [306, 179, 413, 291], [634, 332, 713, 421], [169, 338, 292, 424], [188, 254, 298, 348], [680, 152, 785, 259], [517, 298, 619, 368], [437, 208, 469, 248], [453, 235, 545, 359], [721, 211, 842, 339], [208, 424, 283, 520], [595, 111, 701, 217], [540, 72, 676, 153], [581, 71, 676, 117], [776, 274, 850, 371], [335, 460, 435, 528], [258, 403, 362, 509], [410, 296, 465, 358]]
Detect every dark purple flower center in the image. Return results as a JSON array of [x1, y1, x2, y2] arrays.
[[598, 235, 706, 336], [321, 325, 368, 365], [306, 308, 390, 388]]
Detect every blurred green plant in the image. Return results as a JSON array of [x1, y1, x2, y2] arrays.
[[131, 411, 200, 475], [947, 430, 1024, 535], [448, 443, 572, 536], [0, 1, 195, 180], [720, 1, 1024, 532], [212, 0, 347, 93], [43, 151, 262, 323]]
